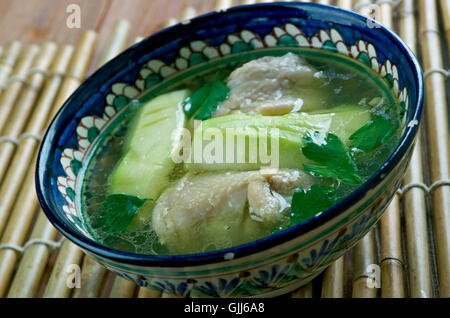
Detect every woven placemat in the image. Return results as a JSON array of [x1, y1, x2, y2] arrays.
[[0, 0, 449, 298]]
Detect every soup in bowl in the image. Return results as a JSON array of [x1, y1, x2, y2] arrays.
[[36, 2, 423, 297]]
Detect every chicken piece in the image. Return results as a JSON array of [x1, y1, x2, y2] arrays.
[[247, 178, 283, 223], [214, 53, 327, 117], [265, 169, 317, 196], [152, 169, 315, 253]]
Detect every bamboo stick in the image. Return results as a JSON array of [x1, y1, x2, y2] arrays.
[[291, 282, 313, 298], [42, 30, 98, 298], [0, 45, 38, 133], [72, 256, 107, 298], [134, 36, 145, 44], [316, 0, 331, 5], [36, 241, 60, 297], [418, 0, 450, 298], [321, 257, 344, 298], [162, 6, 197, 28], [0, 41, 21, 88], [374, 1, 405, 299], [354, 0, 372, 17], [137, 287, 161, 298], [96, 270, 115, 297], [376, 1, 393, 28], [337, 0, 353, 11], [161, 292, 184, 298], [439, 0, 450, 53], [4, 46, 74, 299], [349, 1, 379, 299], [403, 149, 434, 297], [98, 19, 131, 67], [42, 240, 85, 298], [163, 17, 178, 28], [216, 0, 233, 10], [0, 166, 41, 297], [109, 276, 136, 298], [380, 197, 405, 298], [342, 251, 354, 298], [352, 230, 378, 298], [180, 7, 197, 21], [6, 213, 60, 298], [399, 0, 433, 298], [0, 42, 57, 183], [65, 31, 98, 83], [241, 0, 258, 4]]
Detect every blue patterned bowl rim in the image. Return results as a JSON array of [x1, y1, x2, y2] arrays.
[[36, 2, 424, 267]]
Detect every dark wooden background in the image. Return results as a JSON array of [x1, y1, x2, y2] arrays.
[[0, 0, 221, 73]]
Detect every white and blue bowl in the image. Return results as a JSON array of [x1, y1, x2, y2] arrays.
[[36, 2, 423, 297]]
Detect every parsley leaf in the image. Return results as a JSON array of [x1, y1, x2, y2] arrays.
[[302, 130, 362, 185], [349, 116, 393, 151], [182, 78, 230, 120], [97, 194, 149, 233], [349, 103, 400, 152], [385, 103, 401, 124], [290, 185, 340, 226]]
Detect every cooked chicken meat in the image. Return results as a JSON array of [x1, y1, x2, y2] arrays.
[[152, 169, 315, 253], [213, 53, 327, 117]]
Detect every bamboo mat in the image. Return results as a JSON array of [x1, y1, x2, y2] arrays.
[[0, 0, 448, 298]]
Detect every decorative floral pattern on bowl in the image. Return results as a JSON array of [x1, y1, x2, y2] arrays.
[[36, 2, 423, 298]]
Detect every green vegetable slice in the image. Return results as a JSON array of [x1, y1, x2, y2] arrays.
[[110, 89, 189, 200]]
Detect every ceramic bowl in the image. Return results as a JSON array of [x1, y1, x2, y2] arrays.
[[36, 2, 423, 297]]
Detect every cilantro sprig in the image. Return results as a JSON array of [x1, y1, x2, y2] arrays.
[[302, 130, 363, 185], [182, 77, 230, 120], [349, 103, 400, 152], [271, 184, 341, 234], [349, 116, 393, 151], [290, 185, 340, 225], [97, 194, 149, 233]]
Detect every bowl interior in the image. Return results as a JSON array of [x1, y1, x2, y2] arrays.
[[36, 2, 423, 266]]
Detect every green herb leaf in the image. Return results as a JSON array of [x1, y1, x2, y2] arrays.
[[181, 85, 210, 117], [349, 103, 401, 152], [290, 185, 340, 225], [98, 194, 149, 233], [182, 78, 230, 120], [349, 116, 394, 151], [385, 103, 401, 123], [302, 130, 362, 185]]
